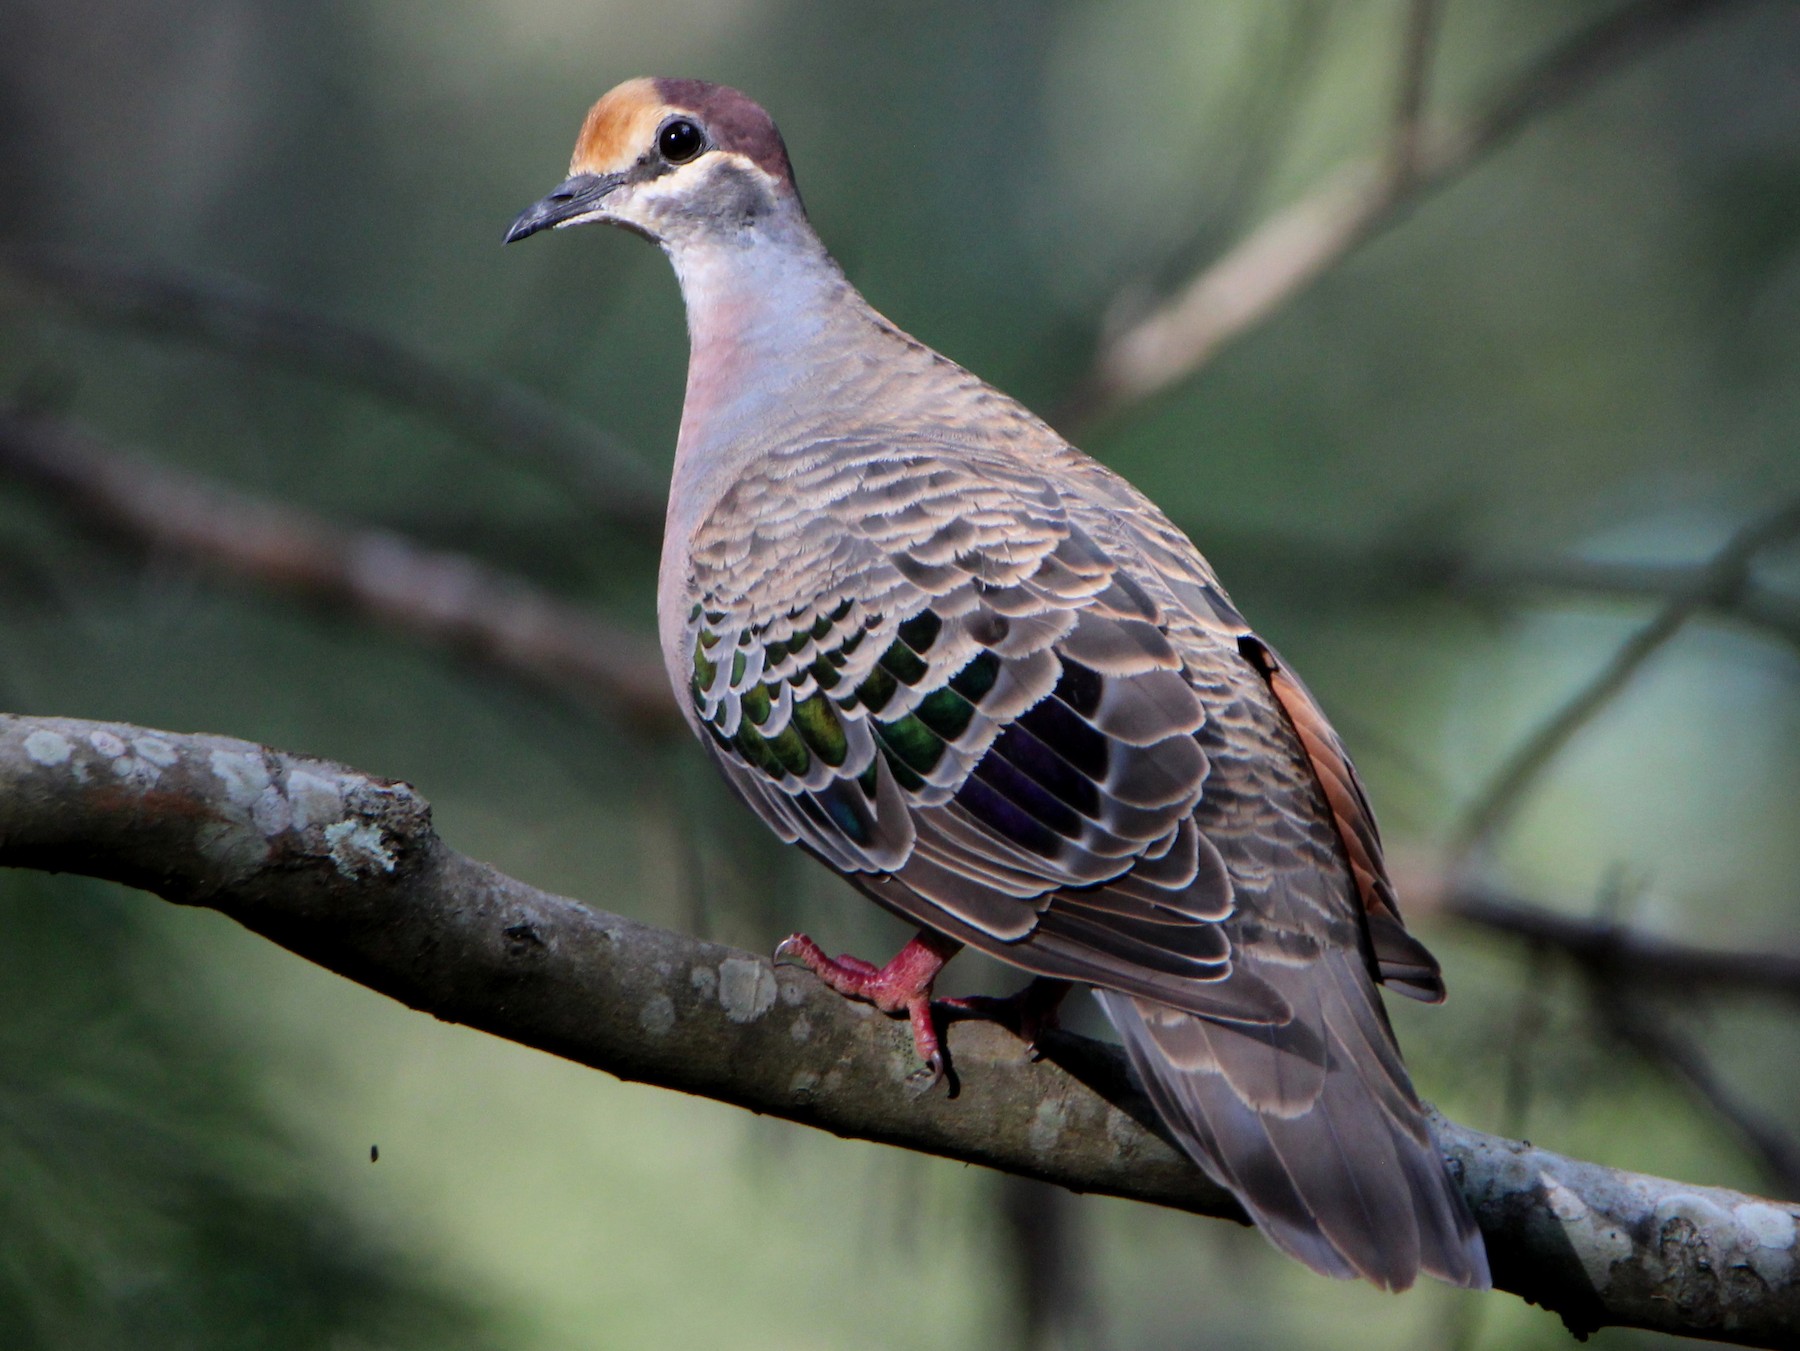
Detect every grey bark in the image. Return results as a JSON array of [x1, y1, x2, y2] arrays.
[[0, 712, 1793, 1347]]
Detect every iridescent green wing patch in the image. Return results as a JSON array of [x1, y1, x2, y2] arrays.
[[686, 506, 1211, 915], [687, 590, 1006, 804]]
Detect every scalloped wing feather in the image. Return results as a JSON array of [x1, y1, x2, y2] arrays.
[[674, 429, 1483, 1289]]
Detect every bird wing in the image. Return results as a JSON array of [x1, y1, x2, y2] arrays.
[[681, 434, 1485, 1288], [682, 433, 1430, 1018], [685, 433, 1266, 1017]]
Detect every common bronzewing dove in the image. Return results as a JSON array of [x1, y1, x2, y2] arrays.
[[506, 78, 1489, 1291]]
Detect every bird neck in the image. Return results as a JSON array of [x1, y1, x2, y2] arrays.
[[662, 207, 868, 519]]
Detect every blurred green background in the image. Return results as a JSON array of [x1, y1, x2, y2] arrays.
[[2, 1, 1798, 1347]]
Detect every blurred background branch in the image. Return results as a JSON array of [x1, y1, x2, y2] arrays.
[[1599, 994, 1800, 1200], [0, 409, 677, 734], [1387, 0, 1443, 185], [1450, 497, 1800, 860], [1068, 0, 1751, 424], [1448, 550, 1800, 654], [0, 248, 665, 530], [1442, 884, 1800, 1006]]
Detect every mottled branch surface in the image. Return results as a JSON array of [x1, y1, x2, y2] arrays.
[[0, 715, 1794, 1346]]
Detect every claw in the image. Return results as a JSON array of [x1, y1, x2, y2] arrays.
[[772, 928, 963, 1082], [905, 1053, 946, 1097]]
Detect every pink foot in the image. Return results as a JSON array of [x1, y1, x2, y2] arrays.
[[939, 978, 1072, 1055], [774, 929, 963, 1087]]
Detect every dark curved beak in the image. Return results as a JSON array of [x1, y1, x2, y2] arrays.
[[503, 172, 621, 244]]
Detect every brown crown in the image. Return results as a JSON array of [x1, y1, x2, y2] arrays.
[[569, 77, 795, 191]]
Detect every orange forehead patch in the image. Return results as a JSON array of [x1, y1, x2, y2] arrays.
[[569, 78, 666, 176], [564, 77, 797, 194]]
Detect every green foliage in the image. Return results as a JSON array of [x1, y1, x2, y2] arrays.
[[0, 873, 500, 1350]]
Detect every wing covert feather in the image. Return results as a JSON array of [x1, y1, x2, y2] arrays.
[[678, 431, 1483, 1288]]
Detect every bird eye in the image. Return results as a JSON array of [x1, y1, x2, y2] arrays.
[[658, 118, 706, 165]]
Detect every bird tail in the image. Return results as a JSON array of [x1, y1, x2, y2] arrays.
[[1095, 968, 1490, 1290]]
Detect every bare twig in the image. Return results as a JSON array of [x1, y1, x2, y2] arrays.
[[1000, 1175, 1089, 1351], [1441, 874, 1800, 1201], [1130, 8, 1334, 292], [1446, 871, 1800, 1192], [1390, 0, 1444, 184], [1, 711, 1798, 1345], [1452, 607, 1689, 858], [1450, 554, 1800, 653], [0, 248, 665, 529], [1073, 0, 1747, 422], [1500, 942, 1555, 1139], [1603, 997, 1800, 1200], [1119, 514, 1800, 654], [1450, 498, 1800, 858], [0, 411, 679, 734], [1443, 883, 1800, 1006]]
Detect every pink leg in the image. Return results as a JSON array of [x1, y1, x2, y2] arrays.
[[774, 928, 963, 1084]]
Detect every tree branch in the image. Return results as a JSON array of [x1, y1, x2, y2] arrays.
[[0, 248, 664, 530], [1453, 605, 1692, 858], [1450, 498, 1800, 858], [1602, 996, 1800, 1200], [1438, 874, 1800, 1199], [1449, 553, 1800, 654], [1071, 0, 1747, 423], [15, 407, 1794, 1228], [1087, 516, 1800, 655], [0, 411, 679, 735], [0, 712, 1795, 1346], [1388, 0, 1443, 186], [1444, 883, 1800, 1007]]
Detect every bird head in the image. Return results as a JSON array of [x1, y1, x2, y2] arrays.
[[504, 78, 802, 249]]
